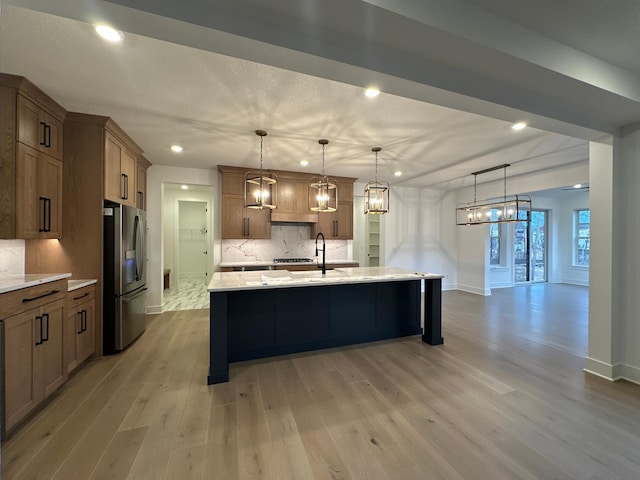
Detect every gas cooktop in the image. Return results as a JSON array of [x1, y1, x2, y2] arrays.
[[273, 258, 314, 263]]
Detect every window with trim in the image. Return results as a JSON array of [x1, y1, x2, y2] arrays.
[[575, 209, 590, 266], [489, 209, 504, 266]]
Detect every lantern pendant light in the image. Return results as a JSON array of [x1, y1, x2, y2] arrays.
[[309, 139, 338, 212], [245, 130, 277, 209], [364, 147, 389, 214]]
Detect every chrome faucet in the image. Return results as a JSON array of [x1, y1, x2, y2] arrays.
[[315, 232, 326, 275]]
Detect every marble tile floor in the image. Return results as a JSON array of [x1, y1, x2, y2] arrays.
[[162, 275, 209, 311]]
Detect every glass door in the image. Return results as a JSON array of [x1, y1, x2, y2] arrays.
[[514, 209, 547, 283]]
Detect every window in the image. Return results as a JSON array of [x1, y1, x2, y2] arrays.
[[575, 209, 590, 266], [489, 209, 503, 266]]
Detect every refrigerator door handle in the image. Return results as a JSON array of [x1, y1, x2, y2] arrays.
[[122, 287, 147, 304], [133, 214, 144, 281]]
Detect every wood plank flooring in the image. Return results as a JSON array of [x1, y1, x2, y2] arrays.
[[3, 284, 640, 479]]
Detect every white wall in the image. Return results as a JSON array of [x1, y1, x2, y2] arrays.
[[383, 186, 458, 290], [558, 192, 590, 286], [147, 165, 219, 314]]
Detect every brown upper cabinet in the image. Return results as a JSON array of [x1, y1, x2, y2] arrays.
[[218, 165, 355, 240], [311, 181, 354, 240], [0, 74, 66, 239], [219, 168, 271, 239], [136, 155, 151, 210], [104, 130, 138, 207]]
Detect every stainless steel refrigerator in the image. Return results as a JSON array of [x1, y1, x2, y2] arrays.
[[103, 202, 147, 354]]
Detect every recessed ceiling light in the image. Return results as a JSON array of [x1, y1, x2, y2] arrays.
[[394, 170, 403, 177], [573, 184, 582, 188], [94, 24, 124, 43], [512, 122, 527, 131], [365, 87, 380, 98], [181, 185, 189, 190], [300, 160, 309, 167], [170, 145, 183, 153]]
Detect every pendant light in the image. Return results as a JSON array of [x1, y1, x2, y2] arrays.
[[455, 164, 531, 225], [245, 130, 277, 209], [364, 147, 389, 214], [309, 139, 338, 212]]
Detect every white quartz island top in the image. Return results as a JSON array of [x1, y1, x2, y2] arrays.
[[0, 273, 72, 294], [208, 266, 443, 292]]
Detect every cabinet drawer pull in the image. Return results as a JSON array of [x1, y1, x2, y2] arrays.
[[22, 289, 60, 303], [73, 292, 90, 301]]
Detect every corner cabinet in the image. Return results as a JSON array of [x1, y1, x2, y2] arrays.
[[219, 168, 271, 239], [311, 181, 354, 240], [0, 74, 66, 239], [1, 279, 68, 433]]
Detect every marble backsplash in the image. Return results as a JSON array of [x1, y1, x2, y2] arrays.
[[222, 224, 351, 262], [0, 239, 25, 275]]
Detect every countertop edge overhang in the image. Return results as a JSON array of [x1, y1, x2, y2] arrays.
[[0, 273, 72, 294], [208, 266, 444, 292]]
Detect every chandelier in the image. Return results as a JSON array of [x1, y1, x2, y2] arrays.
[[364, 147, 389, 214], [245, 130, 277, 209], [456, 164, 531, 225], [309, 139, 338, 212]]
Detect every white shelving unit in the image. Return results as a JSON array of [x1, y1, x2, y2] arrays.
[[366, 214, 382, 267]]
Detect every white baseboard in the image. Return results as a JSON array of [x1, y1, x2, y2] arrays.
[[146, 305, 163, 314], [621, 364, 640, 386], [457, 284, 491, 296], [442, 283, 457, 291], [563, 278, 589, 287], [489, 282, 513, 289], [584, 356, 624, 381]]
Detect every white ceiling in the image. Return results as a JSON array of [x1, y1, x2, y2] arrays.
[[2, 2, 634, 191]]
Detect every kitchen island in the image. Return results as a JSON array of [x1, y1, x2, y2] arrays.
[[207, 267, 443, 384]]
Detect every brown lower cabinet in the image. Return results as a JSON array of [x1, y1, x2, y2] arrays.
[[1, 279, 95, 435], [64, 284, 96, 374], [3, 285, 66, 432]]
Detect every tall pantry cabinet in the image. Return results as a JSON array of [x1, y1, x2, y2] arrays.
[[26, 113, 148, 357]]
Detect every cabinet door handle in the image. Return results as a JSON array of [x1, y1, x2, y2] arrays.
[[39, 121, 47, 146], [22, 289, 60, 303], [83, 310, 87, 332], [77, 311, 83, 334], [46, 197, 51, 232], [42, 313, 50, 342], [35, 315, 44, 346], [121, 173, 129, 200], [39, 197, 51, 232], [138, 191, 143, 208], [45, 124, 51, 148]]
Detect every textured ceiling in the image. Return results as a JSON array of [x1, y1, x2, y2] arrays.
[[0, 5, 590, 190]]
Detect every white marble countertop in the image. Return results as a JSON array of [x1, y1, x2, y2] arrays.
[[68, 279, 98, 291], [208, 266, 443, 292], [219, 259, 358, 268], [0, 273, 71, 294]]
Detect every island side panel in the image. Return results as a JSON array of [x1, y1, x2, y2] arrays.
[[376, 279, 421, 337], [208, 291, 229, 384], [422, 278, 444, 345]]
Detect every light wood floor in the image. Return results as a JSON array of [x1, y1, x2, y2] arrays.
[[3, 284, 640, 479]]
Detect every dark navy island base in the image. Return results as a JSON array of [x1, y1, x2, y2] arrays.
[[208, 277, 443, 384]]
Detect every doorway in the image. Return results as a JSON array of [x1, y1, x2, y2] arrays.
[[514, 209, 548, 283], [177, 200, 210, 284]]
